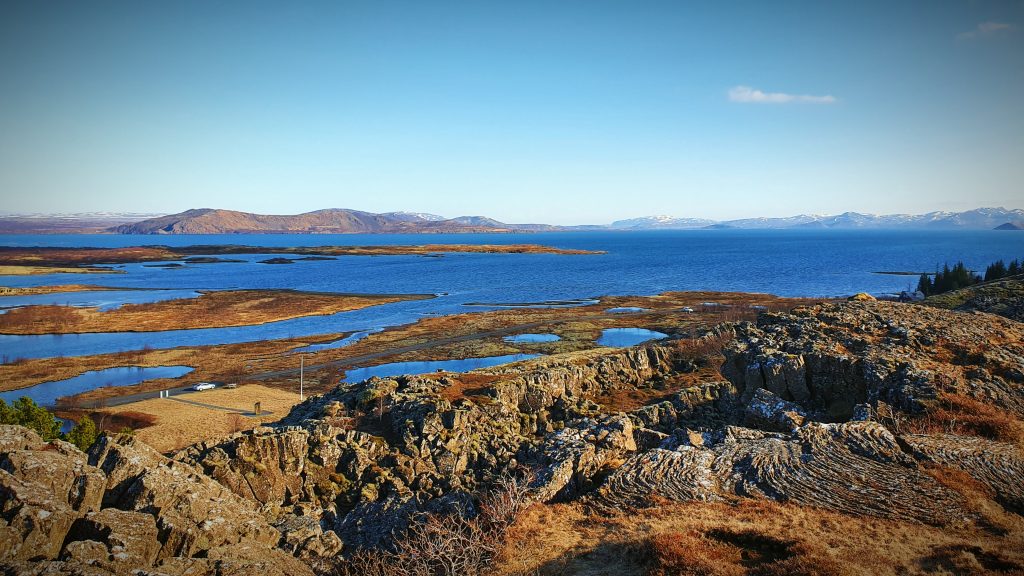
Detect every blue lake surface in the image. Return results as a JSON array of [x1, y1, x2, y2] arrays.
[[0, 289, 202, 311], [597, 328, 669, 347], [0, 230, 1021, 360], [606, 307, 649, 313], [504, 333, 561, 343], [292, 329, 381, 353], [341, 354, 540, 383], [0, 366, 194, 407]]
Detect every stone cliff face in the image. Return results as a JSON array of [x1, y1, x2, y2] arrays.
[[3, 299, 1023, 573], [0, 426, 315, 575]]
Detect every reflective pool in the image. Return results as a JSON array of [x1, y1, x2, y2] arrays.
[[503, 333, 561, 343], [596, 328, 667, 347], [0, 365, 194, 407]]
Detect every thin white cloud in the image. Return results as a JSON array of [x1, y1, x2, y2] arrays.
[[727, 86, 836, 104], [957, 21, 1014, 40]]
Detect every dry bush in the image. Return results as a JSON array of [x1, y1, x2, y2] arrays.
[[227, 412, 247, 433], [674, 331, 734, 364], [645, 530, 744, 576], [335, 473, 532, 576], [644, 528, 849, 576], [908, 393, 1023, 445]]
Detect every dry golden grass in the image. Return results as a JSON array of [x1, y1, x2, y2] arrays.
[[0, 284, 117, 296], [0, 265, 115, 275], [909, 392, 1024, 446], [494, 499, 1024, 576], [95, 384, 301, 452], [0, 332, 345, 394], [0, 289, 427, 334]]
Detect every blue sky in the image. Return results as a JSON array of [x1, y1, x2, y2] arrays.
[[1, 1, 1022, 224]]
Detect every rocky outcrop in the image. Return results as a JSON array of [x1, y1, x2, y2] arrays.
[[924, 277, 1024, 322], [900, 433, 1024, 513], [722, 301, 1024, 419], [0, 428, 314, 576], [591, 422, 969, 524], [62, 509, 160, 570]]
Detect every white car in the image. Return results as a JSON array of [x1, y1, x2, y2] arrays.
[[191, 382, 216, 391], [681, 307, 694, 313]]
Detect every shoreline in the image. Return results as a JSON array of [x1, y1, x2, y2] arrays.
[[0, 290, 822, 396], [0, 243, 604, 270], [0, 289, 434, 335]]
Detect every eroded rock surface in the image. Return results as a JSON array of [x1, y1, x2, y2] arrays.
[[1, 427, 313, 575]]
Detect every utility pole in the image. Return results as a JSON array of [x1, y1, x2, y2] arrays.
[[299, 354, 305, 402]]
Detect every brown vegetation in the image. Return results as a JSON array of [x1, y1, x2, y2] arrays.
[[492, 499, 1024, 576], [0, 243, 602, 269], [0, 289, 429, 334], [0, 284, 118, 296], [0, 264, 117, 276], [908, 392, 1024, 445], [336, 474, 532, 576]]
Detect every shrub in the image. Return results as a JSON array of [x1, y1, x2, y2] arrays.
[[66, 415, 98, 451], [0, 397, 62, 440], [334, 473, 532, 576]]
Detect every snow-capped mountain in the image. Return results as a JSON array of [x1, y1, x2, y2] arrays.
[[380, 211, 447, 222], [610, 215, 716, 229], [614, 208, 1024, 230]]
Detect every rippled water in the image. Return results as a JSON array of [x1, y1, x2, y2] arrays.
[[1, 230, 1020, 360]]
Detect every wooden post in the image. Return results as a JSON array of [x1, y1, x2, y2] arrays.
[[254, 401, 261, 416]]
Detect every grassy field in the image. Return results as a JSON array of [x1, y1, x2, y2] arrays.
[[0, 289, 431, 334], [90, 384, 301, 452]]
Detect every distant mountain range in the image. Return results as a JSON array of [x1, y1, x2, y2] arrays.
[[0, 212, 165, 234], [1, 207, 1021, 234], [611, 208, 1024, 230]]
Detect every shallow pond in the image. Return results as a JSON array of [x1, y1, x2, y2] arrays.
[[597, 328, 668, 347], [342, 354, 540, 383], [503, 333, 561, 343], [0, 365, 194, 407], [605, 307, 649, 313]]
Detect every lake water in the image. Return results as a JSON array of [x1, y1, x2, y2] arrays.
[[597, 328, 669, 347], [504, 333, 561, 343], [341, 354, 540, 382], [1, 230, 1021, 360], [0, 365, 194, 407]]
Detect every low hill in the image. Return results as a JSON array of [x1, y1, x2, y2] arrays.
[[996, 221, 1024, 230]]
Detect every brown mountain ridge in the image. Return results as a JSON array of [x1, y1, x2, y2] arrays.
[[111, 208, 526, 234]]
